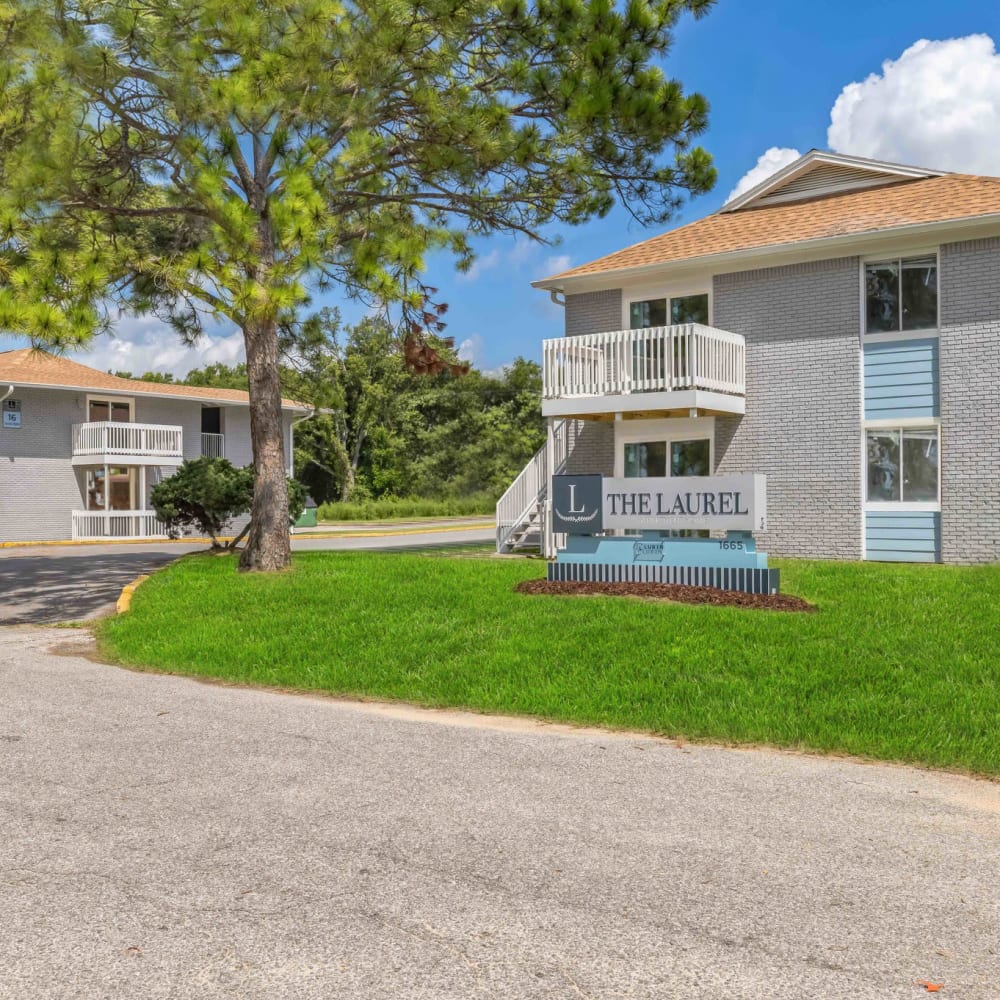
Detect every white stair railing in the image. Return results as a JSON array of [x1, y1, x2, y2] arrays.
[[496, 419, 568, 553]]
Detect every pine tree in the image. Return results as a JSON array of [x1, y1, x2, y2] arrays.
[[0, 0, 715, 570]]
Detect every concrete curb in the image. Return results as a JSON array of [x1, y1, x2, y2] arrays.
[[115, 575, 150, 614]]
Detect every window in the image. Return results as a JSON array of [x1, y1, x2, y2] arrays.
[[629, 293, 709, 329], [623, 436, 712, 537], [86, 466, 135, 510], [866, 427, 939, 503], [624, 441, 666, 478], [623, 438, 711, 479], [88, 397, 133, 422], [865, 256, 937, 334]]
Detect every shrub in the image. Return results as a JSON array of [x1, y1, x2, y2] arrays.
[[152, 457, 307, 548]]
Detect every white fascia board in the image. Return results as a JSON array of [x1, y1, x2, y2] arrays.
[[541, 389, 745, 419], [720, 150, 945, 214], [532, 212, 1000, 295], [8, 379, 310, 412]]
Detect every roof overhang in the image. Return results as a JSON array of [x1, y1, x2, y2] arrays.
[[532, 211, 1000, 294], [3, 379, 311, 412]]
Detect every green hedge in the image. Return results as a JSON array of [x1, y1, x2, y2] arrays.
[[317, 494, 495, 522]]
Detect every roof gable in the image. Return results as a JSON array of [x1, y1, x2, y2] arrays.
[[721, 150, 945, 213]]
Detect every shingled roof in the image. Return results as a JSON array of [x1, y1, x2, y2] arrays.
[[537, 172, 1000, 286], [0, 348, 308, 410]]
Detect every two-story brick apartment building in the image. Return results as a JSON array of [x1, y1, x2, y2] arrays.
[[0, 349, 308, 543], [496, 151, 1000, 564]]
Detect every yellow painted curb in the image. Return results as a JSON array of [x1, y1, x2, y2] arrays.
[[296, 523, 491, 540], [1, 523, 491, 549], [0, 536, 225, 549], [116, 574, 150, 614]]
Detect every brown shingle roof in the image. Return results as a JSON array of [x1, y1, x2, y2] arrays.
[[0, 348, 308, 410], [544, 173, 1000, 282]]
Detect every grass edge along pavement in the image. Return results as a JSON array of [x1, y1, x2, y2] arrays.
[[97, 551, 1000, 777]]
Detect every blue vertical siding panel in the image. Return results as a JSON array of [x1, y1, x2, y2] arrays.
[[865, 511, 941, 563], [863, 338, 939, 419]]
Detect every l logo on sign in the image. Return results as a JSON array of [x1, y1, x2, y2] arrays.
[[551, 474, 604, 535]]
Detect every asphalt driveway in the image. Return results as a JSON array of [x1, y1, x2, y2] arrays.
[[0, 544, 196, 625], [0, 521, 494, 624], [2, 626, 999, 999]]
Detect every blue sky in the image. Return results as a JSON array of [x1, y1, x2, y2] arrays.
[[5, 0, 1000, 376], [432, 0, 1000, 374]]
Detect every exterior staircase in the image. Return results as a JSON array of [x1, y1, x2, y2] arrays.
[[496, 419, 568, 555]]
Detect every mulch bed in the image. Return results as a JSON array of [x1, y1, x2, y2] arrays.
[[514, 578, 817, 613]]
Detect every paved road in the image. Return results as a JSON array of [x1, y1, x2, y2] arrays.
[[0, 523, 494, 624], [1, 626, 998, 999]]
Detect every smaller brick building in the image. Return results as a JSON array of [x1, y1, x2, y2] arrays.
[[0, 350, 308, 543], [497, 151, 1000, 565]]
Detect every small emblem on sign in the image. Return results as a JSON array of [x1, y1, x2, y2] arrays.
[[633, 540, 664, 563]]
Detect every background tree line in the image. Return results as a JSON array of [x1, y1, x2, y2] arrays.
[[117, 312, 544, 507]]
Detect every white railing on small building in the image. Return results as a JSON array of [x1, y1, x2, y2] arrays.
[[201, 432, 225, 458], [72, 422, 184, 460], [71, 510, 169, 541], [542, 323, 745, 400]]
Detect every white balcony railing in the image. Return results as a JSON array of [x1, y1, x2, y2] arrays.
[[201, 432, 225, 458], [542, 323, 745, 401], [72, 421, 183, 460], [71, 510, 169, 541]]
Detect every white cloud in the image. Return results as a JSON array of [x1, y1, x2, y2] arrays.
[[69, 314, 245, 378], [728, 34, 1000, 208], [543, 254, 572, 275], [455, 249, 501, 283], [827, 35, 1000, 175], [726, 147, 802, 204], [457, 332, 485, 366]]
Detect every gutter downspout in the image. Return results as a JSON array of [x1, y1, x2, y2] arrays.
[[1, 384, 13, 405], [549, 290, 565, 308]]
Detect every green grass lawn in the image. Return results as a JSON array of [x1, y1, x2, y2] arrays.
[[98, 552, 1000, 776]]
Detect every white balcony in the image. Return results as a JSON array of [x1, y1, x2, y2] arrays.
[[71, 422, 184, 466], [201, 432, 225, 458], [541, 323, 746, 418], [71, 510, 169, 541]]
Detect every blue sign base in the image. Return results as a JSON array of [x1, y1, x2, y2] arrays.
[[547, 561, 780, 595], [552, 531, 779, 594], [556, 531, 767, 569]]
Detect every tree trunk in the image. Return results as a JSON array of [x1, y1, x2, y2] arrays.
[[239, 315, 291, 572], [339, 427, 366, 501]]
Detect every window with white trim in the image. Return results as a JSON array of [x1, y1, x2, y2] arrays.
[[87, 395, 133, 422], [864, 255, 937, 334], [629, 293, 709, 329], [865, 426, 939, 503]]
